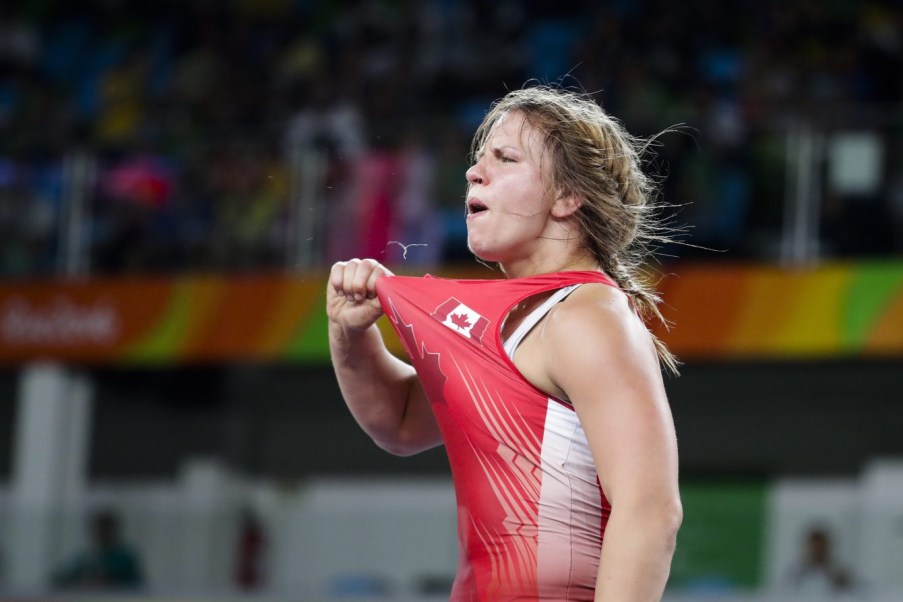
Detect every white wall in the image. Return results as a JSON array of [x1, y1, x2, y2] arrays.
[[2, 458, 903, 600], [858, 459, 903, 591], [269, 477, 457, 597], [0, 466, 459, 598]]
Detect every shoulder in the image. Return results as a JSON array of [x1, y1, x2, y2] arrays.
[[540, 282, 659, 386], [544, 282, 640, 343]]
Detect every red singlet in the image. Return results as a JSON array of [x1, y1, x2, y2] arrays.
[[376, 271, 617, 601]]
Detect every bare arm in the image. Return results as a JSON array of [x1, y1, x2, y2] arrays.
[[543, 285, 682, 602], [327, 259, 443, 456]]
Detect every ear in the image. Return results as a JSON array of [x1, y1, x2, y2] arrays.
[[551, 193, 583, 218]]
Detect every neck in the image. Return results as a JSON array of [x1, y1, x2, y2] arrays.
[[494, 215, 600, 278], [499, 251, 599, 279]]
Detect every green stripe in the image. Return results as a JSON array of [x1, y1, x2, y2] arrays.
[[123, 285, 193, 363], [285, 289, 331, 361], [843, 262, 903, 349], [670, 480, 767, 589]]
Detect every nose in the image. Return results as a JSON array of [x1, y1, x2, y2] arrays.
[[466, 161, 484, 186]]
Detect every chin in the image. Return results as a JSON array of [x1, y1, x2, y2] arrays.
[[466, 240, 496, 262], [468, 238, 523, 266]]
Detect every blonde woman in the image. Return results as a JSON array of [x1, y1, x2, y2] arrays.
[[328, 86, 682, 601]]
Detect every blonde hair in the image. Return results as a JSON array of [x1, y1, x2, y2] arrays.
[[471, 85, 679, 373]]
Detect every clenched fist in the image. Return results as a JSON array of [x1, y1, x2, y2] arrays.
[[327, 258, 394, 333]]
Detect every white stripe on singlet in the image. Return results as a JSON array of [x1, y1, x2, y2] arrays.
[[503, 284, 581, 360], [536, 400, 602, 598], [501, 283, 602, 597]]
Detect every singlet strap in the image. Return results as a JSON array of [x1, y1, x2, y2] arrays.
[[503, 284, 581, 359]]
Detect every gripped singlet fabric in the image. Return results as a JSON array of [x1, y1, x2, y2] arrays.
[[375, 272, 617, 601]]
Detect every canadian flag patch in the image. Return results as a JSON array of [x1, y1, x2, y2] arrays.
[[430, 298, 489, 343]]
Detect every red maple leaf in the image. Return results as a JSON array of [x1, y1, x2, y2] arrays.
[[450, 312, 471, 330]]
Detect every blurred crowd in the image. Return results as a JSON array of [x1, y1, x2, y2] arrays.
[[1, 0, 902, 277]]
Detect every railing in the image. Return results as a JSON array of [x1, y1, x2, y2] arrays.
[[1, 107, 901, 281], [776, 106, 903, 265]]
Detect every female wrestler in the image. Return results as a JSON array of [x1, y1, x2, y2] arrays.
[[328, 86, 681, 601]]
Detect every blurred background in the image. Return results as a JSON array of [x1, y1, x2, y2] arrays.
[[0, 0, 902, 600]]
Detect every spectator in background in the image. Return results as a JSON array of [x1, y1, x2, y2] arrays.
[[388, 125, 442, 265], [233, 508, 267, 591], [2, 1, 902, 275], [434, 123, 473, 263], [52, 509, 144, 591], [786, 525, 854, 596], [284, 75, 366, 264]]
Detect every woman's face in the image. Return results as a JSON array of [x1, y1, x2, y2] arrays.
[[464, 111, 558, 263]]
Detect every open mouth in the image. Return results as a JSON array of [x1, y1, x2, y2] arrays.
[[467, 199, 488, 215]]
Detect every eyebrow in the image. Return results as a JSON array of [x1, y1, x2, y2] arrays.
[[491, 144, 522, 156], [475, 143, 514, 157]]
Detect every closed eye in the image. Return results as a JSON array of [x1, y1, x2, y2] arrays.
[[494, 149, 516, 164]]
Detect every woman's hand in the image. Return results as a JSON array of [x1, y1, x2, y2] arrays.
[[327, 258, 393, 333]]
